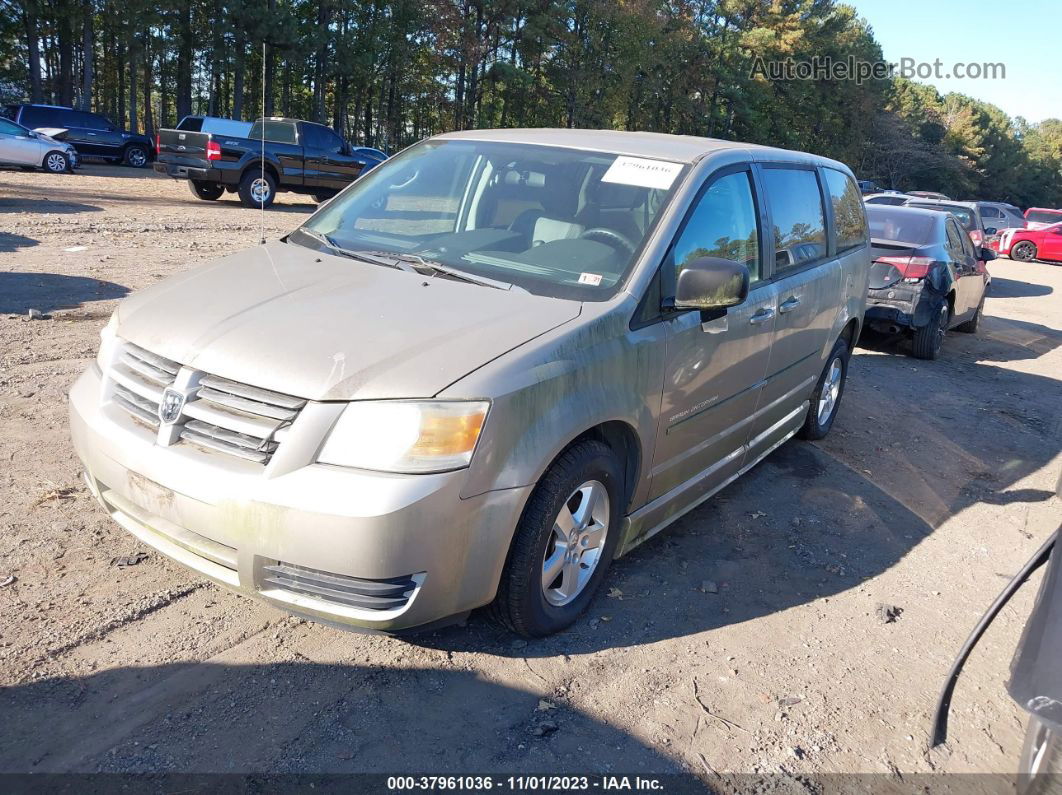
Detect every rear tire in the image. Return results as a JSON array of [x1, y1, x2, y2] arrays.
[[42, 151, 71, 174], [238, 170, 276, 209], [313, 192, 336, 203], [123, 145, 149, 168], [1011, 241, 1037, 262], [798, 336, 850, 441], [1018, 715, 1061, 794], [490, 439, 623, 637], [912, 301, 950, 359], [188, 180, 224, 201]]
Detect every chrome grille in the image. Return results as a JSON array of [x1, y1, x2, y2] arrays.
[[180, 375, 305, 464], [261, 562, 420, 612], [106, 341, 306, 465], [108, 343, 180, 429]]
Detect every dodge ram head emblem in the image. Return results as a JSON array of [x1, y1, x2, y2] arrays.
[[158, 388, 186, 425]]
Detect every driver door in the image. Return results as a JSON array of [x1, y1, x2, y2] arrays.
[[648, 165, 774, 501], [0, 118, 43, 165]]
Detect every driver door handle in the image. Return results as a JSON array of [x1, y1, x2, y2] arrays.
[[749, 307, 775, 325], [778, 296, 801, 314]]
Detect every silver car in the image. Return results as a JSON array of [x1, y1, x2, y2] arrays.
[[69, 129, 870, 636], [0, 116, 78, 173]]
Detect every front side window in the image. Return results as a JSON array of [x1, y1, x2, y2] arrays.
[[761, 167, 827, 270], [0, 118, 26, 136], [823, 169, 868, 254], [300, 140, 686, 300], [669, 170, 761, 283]]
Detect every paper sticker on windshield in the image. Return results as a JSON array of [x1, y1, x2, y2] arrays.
[[578, 272, 603, 286], [601, 157, 682, 190]]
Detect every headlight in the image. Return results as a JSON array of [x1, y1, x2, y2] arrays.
[[96, 312, 119, 370], [317, 400, 489, 473]]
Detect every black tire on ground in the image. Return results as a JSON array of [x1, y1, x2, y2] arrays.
[[1018, 715, 1061, 792], [490, 439, 623, 637], [798, 335, 850, 441], [955, 294, 985, 333], [123, 145, 149, 168], [1011, 241, 1037, 262], [188, 180, 225, 201], [42, 150, 71, 174], [237, 169, 276, 209], [912, 301, 950, 360], [312, 192, 336, 203]]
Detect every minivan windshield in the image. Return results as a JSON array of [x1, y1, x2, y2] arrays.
[[296, 140, 686, 300]]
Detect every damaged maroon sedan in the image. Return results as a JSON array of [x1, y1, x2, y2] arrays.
[[863, 204, 993, 359]]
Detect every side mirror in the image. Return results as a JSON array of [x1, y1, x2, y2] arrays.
[[672, 257, 750, 311], [984, 227, 997, 235], [979, 247, 997, 262]]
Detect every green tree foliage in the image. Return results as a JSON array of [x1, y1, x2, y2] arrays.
[[0, 0, 1059, 206]]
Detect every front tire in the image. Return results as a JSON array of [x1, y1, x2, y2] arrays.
[[123, 145, 149, 168], [313, 192, 336, 203], [1018, 715, 1061, 794], [42, 151, 71, 174], [912, 301, 950, 360], [238, 170, 276, 209], [490, 439, 623, 637], [798, 336, 850, 440], [188, 180, 224, 201], [1011, 241, 1037, 262]]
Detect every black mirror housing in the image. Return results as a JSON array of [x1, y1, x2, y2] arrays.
[[672, 257, 750, 311], [979, 247, 997, 262], [984, 227, 997, 235]]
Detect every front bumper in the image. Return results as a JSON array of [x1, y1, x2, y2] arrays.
[[68, 365, 531, 632]]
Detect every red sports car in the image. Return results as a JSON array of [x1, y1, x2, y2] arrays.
[[1024, 207, 1062, 230], [1000, 222, 1062, 263]]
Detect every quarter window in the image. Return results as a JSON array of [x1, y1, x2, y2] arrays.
[[669, 170, 761, 283], [823, 169, 868, 254], [761, 167, 827, 270]]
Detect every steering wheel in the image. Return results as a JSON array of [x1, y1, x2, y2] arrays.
[[578, 227, 636, 255]]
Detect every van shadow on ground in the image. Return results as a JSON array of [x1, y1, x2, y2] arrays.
[[0, 662, 695, 778], [0, 272, 129, 314], [0, 233, 38, 253], [415, 329, 1060, 658], [0, 196, 102, 215]]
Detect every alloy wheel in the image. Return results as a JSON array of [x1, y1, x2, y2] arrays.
[[541, 480, 610, 607], [127, 148, 147, 167], [817, 357, 843, 425], [45, 153, 67, 173], [251, 178, 271, 204]]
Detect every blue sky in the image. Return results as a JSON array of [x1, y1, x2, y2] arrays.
[[844, 0, 1061, 123]]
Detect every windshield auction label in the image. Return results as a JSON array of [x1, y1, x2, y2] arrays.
[[602, 156, 683, 190]]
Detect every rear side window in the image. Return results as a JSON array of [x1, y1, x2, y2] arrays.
[[979, 206, 1003, 219], [670, 170, 762, 282], [823, 169, 868, 254], [19, 106, 59, 127], [761, 167, 827, 270]]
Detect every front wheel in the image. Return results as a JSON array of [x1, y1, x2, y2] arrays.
[[238, 170, 276, 209], [1011, 241, 1037, 262], [123, 145, 149, 168], [313, 192, 336, 204], [1018, 714, 1061, 794], [188, 180, 224, 201], [912, 301, 950, 360], [798, 336, 850, 440], [43, 151, 71, 174], [490, 439, 623, 637]]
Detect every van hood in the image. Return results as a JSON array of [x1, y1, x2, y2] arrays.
[[115, 241, 581, 400]]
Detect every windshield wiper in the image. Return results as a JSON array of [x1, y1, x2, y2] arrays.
[[297, 230, 419, 274], [389, 252, 519, 291]]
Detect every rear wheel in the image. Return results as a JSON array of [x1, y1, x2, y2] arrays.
[[1011, 241, 1037, 262], [123, 145, 149, 168], [238, 170, 276, 209], [188, 180, 224, 201], [43, 151, 70, 174], [912, 301, 949, 360], [490, 439, 622, 637], [313, 192, 336, 203], [798, 336, 850, 440], [1018, 715, 1061, 794]]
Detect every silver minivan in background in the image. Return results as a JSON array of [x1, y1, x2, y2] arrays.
[[69, 129, 870, 637]]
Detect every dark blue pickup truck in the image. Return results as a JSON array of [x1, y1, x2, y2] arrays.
[[154, 117, 385, 208]]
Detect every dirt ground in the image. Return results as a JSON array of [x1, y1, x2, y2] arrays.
[[1, 164, 1059, 787]]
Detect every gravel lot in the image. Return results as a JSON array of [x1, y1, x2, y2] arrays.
[[1, 164, 1060, 785]]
